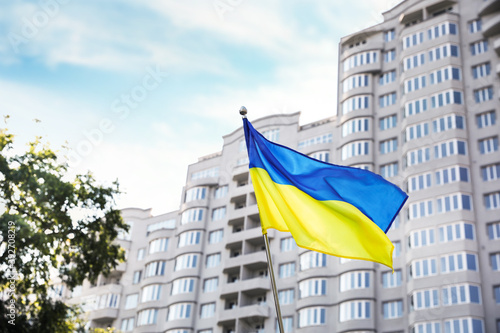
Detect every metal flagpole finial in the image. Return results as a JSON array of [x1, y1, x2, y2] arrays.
[[239, 106, 247, 118]]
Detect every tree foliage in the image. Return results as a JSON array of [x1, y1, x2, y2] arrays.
[[0, 127, 128, 332]]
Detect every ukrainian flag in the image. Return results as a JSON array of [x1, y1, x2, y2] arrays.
[[243, 118, 408, 269]]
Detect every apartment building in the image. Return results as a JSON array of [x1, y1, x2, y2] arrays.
[[68, 0, 500, 332]]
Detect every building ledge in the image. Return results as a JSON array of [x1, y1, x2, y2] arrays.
[[483, 13, 500, 37]]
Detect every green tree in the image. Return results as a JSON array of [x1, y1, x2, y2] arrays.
[[0, 126, 128, 332]]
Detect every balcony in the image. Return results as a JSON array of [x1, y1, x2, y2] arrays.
[[479, 0, 500, 16], [494, 37, 500, 55], [89, 308, 118, 322], [218, 304, 270, 324], [482, 13, 500, 37]]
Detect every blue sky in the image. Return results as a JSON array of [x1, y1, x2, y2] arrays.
[[1, 0, 399, 214]]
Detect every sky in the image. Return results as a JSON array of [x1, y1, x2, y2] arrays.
[[0, 0, 401, 215]]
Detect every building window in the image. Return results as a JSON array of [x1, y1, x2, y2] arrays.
[[339, 271, 370, 291], [280, 237, 297, 252], [299, 251, 326, 271], [200, 303, 215, 319], [433, 114, 464, 132], [405, 74, 427, 93], [382, 270, 402, 288], [185, 187, 207, 202], [429, 66, 461, 84], [341, 140, 370, 160], [428, 22, 457, 39], [408, 172, 432, 192], [470, 40, 488, 55], [444, 318, 484, 333], [384, 49, 396, 62], [472, 62, 490, 79], [434, 139, 467, 158], [279, 262, 295, 278], [379, 70, 396, 85], [488, 222, 500, 240], [492, 253, 500, 271], [145, 261, 166, 278], [174, 254, 198, 271], [485, 192, 500, 210], [206, 253, 221, 268], [409, 258, 437, 278], [379, 92, 397, 108], [298, 133, 333, 148], [281, 316, 294, 332], [343, 74, 369, 92], [380, 114, 397, 130], [380, 138, 397, 154], [214, 185, 228, 199], [409, 228, 435, 248], [133, 270, 142, 284], [385, 29, 395, 41], [191, 167, 219, 180], [262, 128, 280, 142], [339, 300, 371, 321], [121, 317, 135, 332], [342, 95, 370, 115], [482, 163, 500, 181], [167, 303, 192, 321], [406, 122, 430, 141], [278, 289, 295, 304], [409, 199, 433, 219], [477, 110, 496, 128], [403, 52, 425, 71], [178, 231, 201, 248], [411, 289, 439, 310], [309, 151, 330, 163], [149, 238, 169, 254], [298, 307, 326, 327], [147, 219, 175, 234], [474, 86, 493, 103], [299, 278, 326, 298], [405, 97, 428, 117], [212, 207, 226, 221], [203, 277, 218, 293], [429, 43, 459, 61], [137, 248, 145, 261], [430, 90, 463, 108], [383, 300, 403, 318], [141, 284, 161, 303], [342, 117, 369, 137], [435, 166, 469, 185], [181, 208, 204, 225], [171, 278, 195, 295], [343, 50, 379, 71], [442, 284, 481, 305], [393, 241, 401, 257], [137, 308, 158, 326], [479, 137, 499, 155], [96, 293, 119, 309], [406, 147, 431, 167], [440, 252, 478, 273], [124, 293, 139, 309], [412, 322, 441, 333], [403, 31, 424, 49], [380, 162, 398, 178], [439, 223, 474, 242], [436, 193, 472, 213], [208, 229, 223, 244], [469, 19, 482, 33]]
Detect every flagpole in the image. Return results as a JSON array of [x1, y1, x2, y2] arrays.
[[263, 233, 285, 333], [240, 106, 284, 333]]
